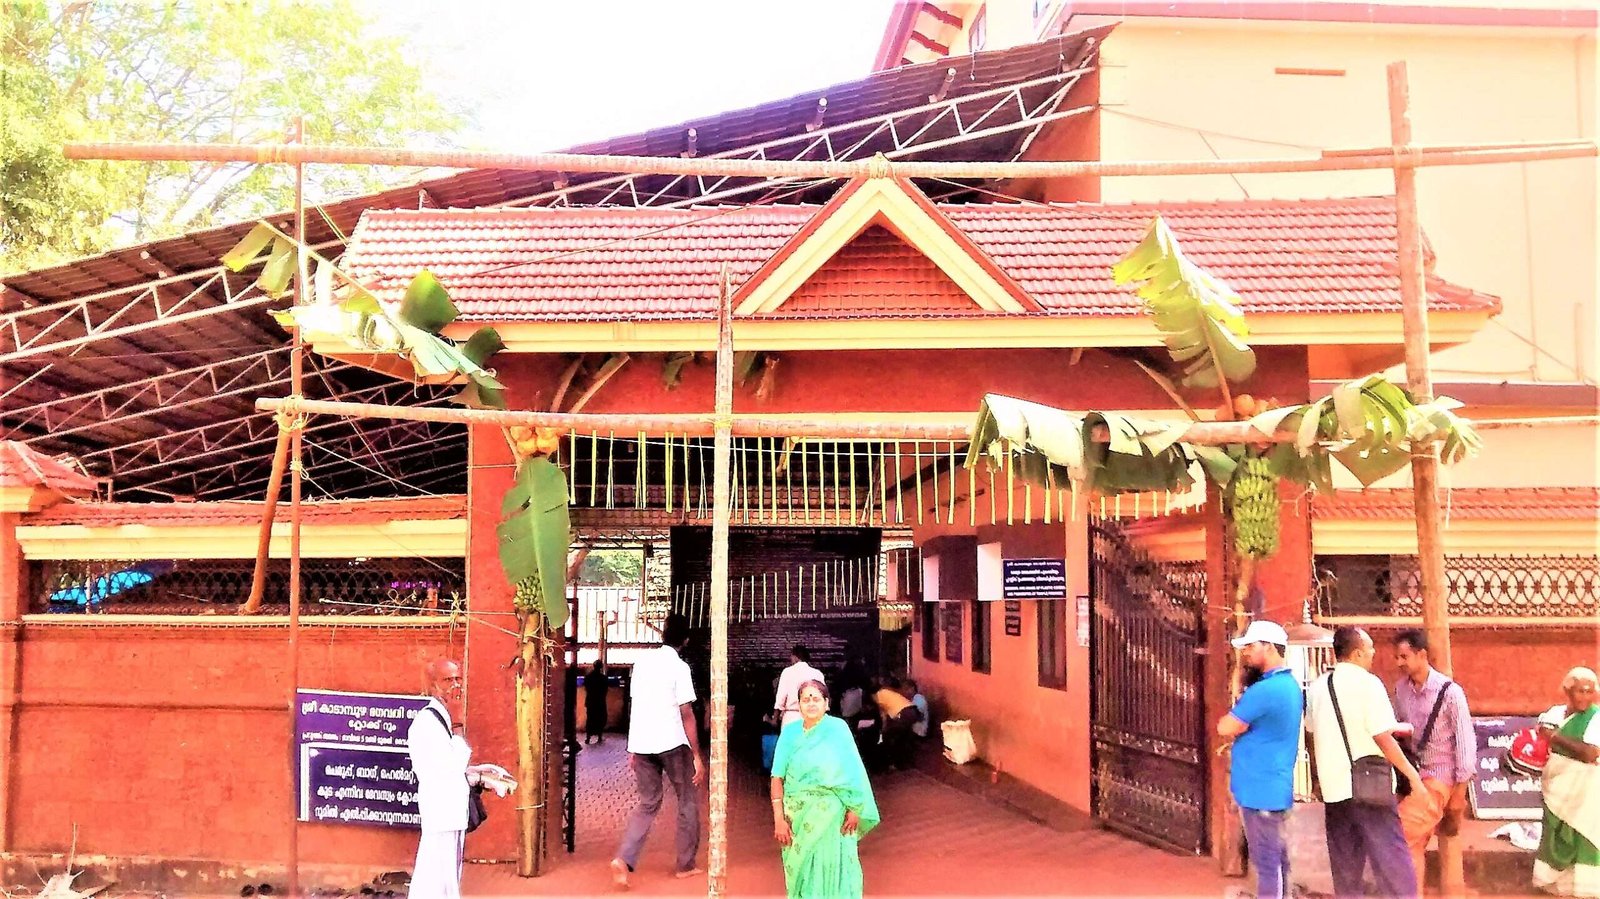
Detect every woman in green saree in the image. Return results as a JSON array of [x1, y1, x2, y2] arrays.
[[1534, 666, 1600, 897], [771, 679, 880, 899]]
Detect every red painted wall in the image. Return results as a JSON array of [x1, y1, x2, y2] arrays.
[[495, 347, 1312, 418], [8, 622, 457, 867], [1367, 626, 1599, 716], [464, 425, 530, 863]]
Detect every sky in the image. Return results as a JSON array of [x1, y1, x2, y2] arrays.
[[371, 0, 899, 153]]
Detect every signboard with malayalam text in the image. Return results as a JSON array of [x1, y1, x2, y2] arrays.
[[1468, 715, 1544, 821], [1001, 558, 1067, 600], [295, 688, 433, 828]]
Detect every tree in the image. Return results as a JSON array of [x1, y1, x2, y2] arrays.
[[1, 0, 465, 274]]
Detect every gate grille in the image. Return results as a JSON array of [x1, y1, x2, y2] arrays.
[[1089, 519, 1208, 855]]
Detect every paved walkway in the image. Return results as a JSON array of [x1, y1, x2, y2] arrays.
[[462, 737, 1229, 897]]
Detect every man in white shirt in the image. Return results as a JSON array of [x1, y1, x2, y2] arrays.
[[1306, 627, 1437, 899], [771, 644, 825, 729], [611, 615, 704, 888], [407, 659, 471, 899]]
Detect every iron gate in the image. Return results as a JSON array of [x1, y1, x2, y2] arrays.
[[1089, 519, 1209, 854]]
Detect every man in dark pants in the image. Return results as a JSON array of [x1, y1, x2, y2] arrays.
[[1217, 621, 1303, 899], [1306, 626, 1439, 899], [610, 615, 705, 888]]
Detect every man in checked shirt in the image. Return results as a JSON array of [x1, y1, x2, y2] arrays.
[[1391, 629, 1478, 895]]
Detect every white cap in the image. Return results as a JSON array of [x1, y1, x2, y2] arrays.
[[1231, 620, 1289, 648]]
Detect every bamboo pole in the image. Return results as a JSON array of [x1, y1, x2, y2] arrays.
[[240, 423, 291, 615], [286, 116, 306, 899], [252, 396, 1313, 446], [63, 138, 1597, 179], [707, 270, 734, 898], [515, 613, 548, 877], [1388, 62, 1454, 679], [1388, 62, 1464, 897]]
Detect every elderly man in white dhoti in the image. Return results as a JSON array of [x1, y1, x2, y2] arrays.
[[407, 658, 473, 899]]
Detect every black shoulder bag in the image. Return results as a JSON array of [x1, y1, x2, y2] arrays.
[[1400, 680, 1454, 776], [428, 707, 488, 833], [1328, 670, 1400, 807]]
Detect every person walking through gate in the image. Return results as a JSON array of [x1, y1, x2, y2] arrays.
[[1390, 628, 1476, 895], [1307, 627, 1438, 899], [585, 660, 610, 745], [772, 644, 825, 729], [1217, 621, 1303, 899], [771, 680, 879, 898], [610, 614, 705, 888], [407, 659, 472, 899]]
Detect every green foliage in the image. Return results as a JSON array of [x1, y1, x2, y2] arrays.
[[1247, 374, 1483, 489], [1113, 216, 1257, 390], [578, 549, 644, 586], [966, 393, 1198, 496], [498, 458, 572, 628], [2, 0, 463, 274]]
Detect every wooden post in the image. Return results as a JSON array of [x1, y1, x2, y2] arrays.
[[1387, 61, 1461, 896], [1203, 482, 1246, 876], [515, 612, 549, 877], [286, 116, 307, 899], [241, 424, 291, 615], [707, 269, 735, 897]]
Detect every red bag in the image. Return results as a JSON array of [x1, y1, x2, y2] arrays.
[[1505, 725, 1550, 777]]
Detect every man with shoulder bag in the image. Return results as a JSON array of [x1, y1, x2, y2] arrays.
[[1391, 629, 1476, 895], [1306, 627, 1440, 899]]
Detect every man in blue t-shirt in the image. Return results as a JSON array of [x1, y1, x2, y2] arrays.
[[1218, 620, 1304, 899]]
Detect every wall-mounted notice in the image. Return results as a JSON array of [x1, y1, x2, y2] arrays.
[[1076, 595, 1091, 647], [1003, 600, 1023, 637], [1468, 715, 1544, 821], [296, 689, 433, 827], [1002, 558, 1066, 600]]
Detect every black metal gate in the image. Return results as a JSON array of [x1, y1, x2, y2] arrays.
[[1089, 519, 1209, 854]]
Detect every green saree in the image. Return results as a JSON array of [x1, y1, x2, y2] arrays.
[[1535, 704, 1600, 897], [772, 715, 880, 899]]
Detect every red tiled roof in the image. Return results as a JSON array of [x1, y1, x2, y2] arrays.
[[768, 225, 981, 316], [1312, 487, 1600, 522], [341, 195, 1500, 322], [0, 442, 98, 495], [23, 495, 467, 527]]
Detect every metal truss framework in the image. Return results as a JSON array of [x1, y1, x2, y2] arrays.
[[505, 60, 1097, 211], [93, 378, 452, 493], [12, 347, 295, 439], [6, 48, 1101, 498]]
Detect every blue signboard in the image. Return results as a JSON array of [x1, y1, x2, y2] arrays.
[[1002, 558, 1067, 599], [296, 689, 432, 827], [1468, 715, 1544, 821]]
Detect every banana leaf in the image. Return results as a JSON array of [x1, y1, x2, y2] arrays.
[[497, 457, 572, 628], [399, 270, 459, 332], [1113, 216, 1257, 389], [967, 395, 1194, 495], [221, 223, 275, 272], [661, 352, 695, 389]]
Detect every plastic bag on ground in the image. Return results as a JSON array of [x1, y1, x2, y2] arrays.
[[942, 719, 978, 765]]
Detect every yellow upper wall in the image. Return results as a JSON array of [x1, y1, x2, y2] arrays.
[[912, 3, 1596, 385], [1093, 20, 1596, 386]]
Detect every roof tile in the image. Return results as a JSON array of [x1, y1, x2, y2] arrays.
[[1312, 487, 1599, 522], [341, 196, 1500, 322]]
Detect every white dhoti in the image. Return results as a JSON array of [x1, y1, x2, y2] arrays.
[[410, 829, 464, 899]]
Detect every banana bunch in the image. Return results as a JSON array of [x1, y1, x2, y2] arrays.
[[513, 574, 542, 615], [509, 425, 563, 460], [1230, 454, 1280, 559]]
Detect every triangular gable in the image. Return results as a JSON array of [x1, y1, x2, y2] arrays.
[[733, 176, 1041, 315], [765, 226, 984, 316]]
